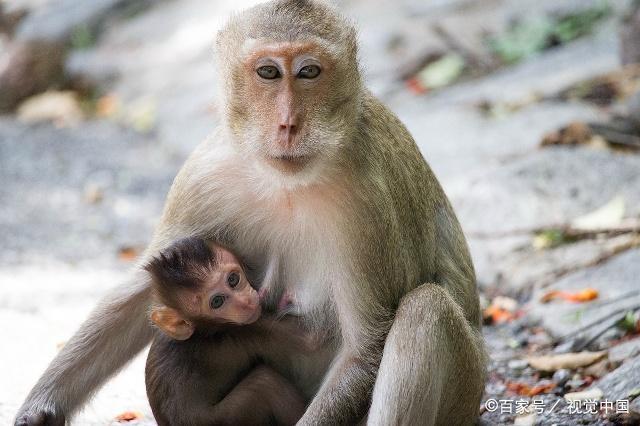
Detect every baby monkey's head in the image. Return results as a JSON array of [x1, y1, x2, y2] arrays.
[[145, 237, 261, 340]]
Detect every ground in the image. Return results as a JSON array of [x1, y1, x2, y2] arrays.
[[1, 0, 640, 425]]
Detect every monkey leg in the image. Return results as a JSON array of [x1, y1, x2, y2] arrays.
[[367, 283, 486, 426], [15, 274, 153, 425], [191, 365, 306, 426]]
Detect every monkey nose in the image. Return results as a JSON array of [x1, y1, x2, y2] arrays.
[[278, 122, 297, 132], [242, 297, 258, 310], [278, 123, 297, 148]]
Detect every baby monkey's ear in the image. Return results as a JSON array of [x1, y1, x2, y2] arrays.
[[150, 306, 195, 341]]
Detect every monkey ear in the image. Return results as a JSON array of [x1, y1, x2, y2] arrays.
[[150, 307, 194, 340]]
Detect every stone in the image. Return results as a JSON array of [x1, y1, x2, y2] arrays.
[[609, 337, 640, 364], [621, 4, 640, 65], [0, 39, 65, 112], [17, 90, 84, 126], [593, 354, 640, 414], [529, 249, 640, 339]]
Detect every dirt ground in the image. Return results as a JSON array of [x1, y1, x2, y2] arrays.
[[2, 0, 640, 425]]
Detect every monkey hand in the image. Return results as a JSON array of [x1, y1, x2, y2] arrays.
[[15, 408, 65, 426]]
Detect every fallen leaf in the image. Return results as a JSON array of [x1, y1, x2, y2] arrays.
[[118, 246, 141, 262], [507, 380, 556, 396], [483, 305, 515, 324], [540, 288, 599, 303], [572, 196, 625, 231], [561, 65, 640, 106], [532, 229, 568, 250], [95, 94, 121, 118], [527, 351, 607, 372], [564, 387, 603, 402], [114, 411, 143, 422], [488, 4, 610, 65], [405, 77, 428, 95], [540, 121, 593, 147], [491, 296, 518, 311], [125, 97, 157, 133], [414, 53, 465, 90], [482, 296, 519, 324], [617, 311, 640, 333]]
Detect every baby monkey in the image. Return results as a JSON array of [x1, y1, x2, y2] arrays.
[[145, 237, 319, 426]]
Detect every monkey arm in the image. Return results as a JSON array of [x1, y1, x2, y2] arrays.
[[297, 347, 376, 426], [15, 273, 153, 425]]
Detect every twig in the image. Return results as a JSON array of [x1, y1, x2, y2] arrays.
[[555, 303, 640, 344], [589, 123, 640, 150], [573, 305, 640, 351], [536, 235, 640, 288], [467, 219, 640, 240]]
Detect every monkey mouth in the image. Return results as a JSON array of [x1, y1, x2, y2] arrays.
[[245, 305, 262, 324], [265, 154, 312, 173], [273, 154, 309, 163]]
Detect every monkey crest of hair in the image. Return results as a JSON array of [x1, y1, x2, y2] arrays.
[[215, 0, 362, 186], [144, 237, 217, 308]]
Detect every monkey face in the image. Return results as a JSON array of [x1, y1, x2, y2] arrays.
[[148, 239, 262, 340], [222, 39, 361, 179], [198, 247, 262, 325]]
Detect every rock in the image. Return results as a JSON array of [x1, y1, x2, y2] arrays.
[[620, 4, 640, 65], [609, 337, 640, 364], [514, 412, 537, 426], [0, 3, 27, 36], [553, 369, 571, 387], [14, 0, 138, 43], [594, 354, 640, 410], [0, 39, 66, 112], [582, 359, 611, 378], [17, 91, 84, 127], [508, 359, 529, 371], [529, 248, 640, 339], [565, 388, 604, 402]]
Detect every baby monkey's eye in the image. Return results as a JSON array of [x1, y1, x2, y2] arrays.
[[210, 295, 225, 309], [227, 272, 240, 288], [256, 65, 280, 79]]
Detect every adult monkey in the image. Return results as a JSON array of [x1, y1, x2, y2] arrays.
[[16, 1, 486, 425]]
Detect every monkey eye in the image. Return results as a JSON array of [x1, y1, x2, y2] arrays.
[[210, 295, 225, 309], [256, 65, 281, 80], [227, 272, 240, 288], [297, 65, 321, 79]]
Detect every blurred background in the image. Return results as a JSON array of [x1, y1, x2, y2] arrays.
[[1, 0, 640, 424]]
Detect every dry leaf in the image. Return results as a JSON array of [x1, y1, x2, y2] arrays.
[[507, 380, 556, 396], [95, 94, 121, 118], [483, 296, 519, 324], [527, 351, 607, 372], [564, 388, 603, 402], [118, 246, 141, 262], [541, 121, 593, 147], [414, 54, 465, 90], [405, 77, 428, 95], [483, 305, 515, 323], [540, 288, 599, 303], [571, 196, 625, 231], [114, 411, 143, 422]]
